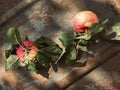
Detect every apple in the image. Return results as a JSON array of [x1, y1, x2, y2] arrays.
[[73, 11, 99, 33], [16, 40, 38, 62]]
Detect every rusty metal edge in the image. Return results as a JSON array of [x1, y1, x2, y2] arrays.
[[0, 0, 38, 26], [46, 44, 120, 90]]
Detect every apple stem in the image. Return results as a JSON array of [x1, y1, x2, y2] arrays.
[[14, 33, 27, 51]]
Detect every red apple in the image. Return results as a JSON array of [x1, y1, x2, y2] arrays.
[[73, 11, 99, 33], [16, 40, 38, 62]]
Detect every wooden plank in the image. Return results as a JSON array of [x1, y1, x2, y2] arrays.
[[0, 0, 38, 25]]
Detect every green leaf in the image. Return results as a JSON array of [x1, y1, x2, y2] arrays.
[[35, 37, 56, 48], [40, 51, 60, 61], [65, 60, 75, 65], [38, 45, 63, 62], [91, 19, 108, 34], [65, 45, 77, 61], [76, 33, 91, 40], [5, 44, 18, 58], [27, 62, 37, 72], [36, 53, 50, 67], [101, 19, 109, 25], [76, 45, 88, 52], [59, 32, 75, 47], [112, 22, 120, 36], [5, 49, 12, 58], [80, 39, 88, 45], [6, 27, 22, 45], [82, 34, 91, 40], [6, 55, 19, 70], [18, 61, 27, 67], [41, 45, 62, 55], [64, 45, 77, 65]]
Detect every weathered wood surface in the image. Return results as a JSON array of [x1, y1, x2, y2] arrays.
[[66, 51, 120, 90], [0, 0, 120, 90]]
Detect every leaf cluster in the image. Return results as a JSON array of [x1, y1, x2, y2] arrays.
[[5, 19, 109, 72]]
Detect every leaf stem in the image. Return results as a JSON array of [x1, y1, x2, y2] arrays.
[[14, 33, 26, 50], [55, 48, 66, 64], [76, 39, 81, 54], [97, 35, 120, 44]]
